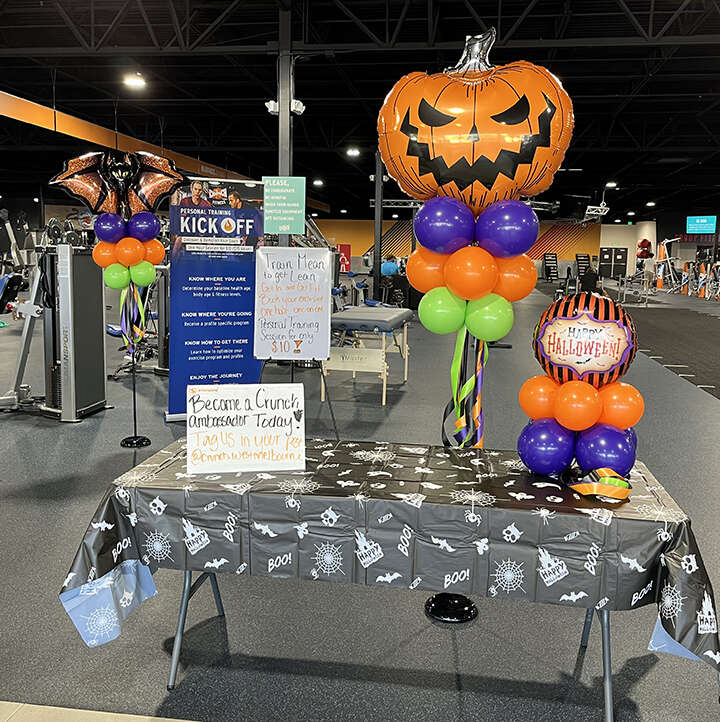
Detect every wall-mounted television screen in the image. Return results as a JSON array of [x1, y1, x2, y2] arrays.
[[686, 215, 717, 233]]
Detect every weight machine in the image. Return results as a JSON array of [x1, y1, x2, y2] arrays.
[[0, 242, 107, 421]]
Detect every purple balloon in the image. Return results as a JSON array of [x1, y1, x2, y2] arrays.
[[94, 213, 126, 243], [517, 418, 575, 476], [576, 423, 636, 477], [128, 211, 161, 242], [475, 199, 539, 258], [625, 427, 638, 451], [414, 197, 474, 255]]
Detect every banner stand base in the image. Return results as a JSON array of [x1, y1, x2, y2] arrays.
[[165, 411, 187, 423]]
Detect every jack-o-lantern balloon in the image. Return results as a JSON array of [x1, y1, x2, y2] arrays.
[[378, 28, 574, 215]]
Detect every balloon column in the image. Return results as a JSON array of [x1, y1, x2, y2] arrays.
[[91, 211, 165, 350], [517, 292, 643, 494], [377, 28, 573, 447]]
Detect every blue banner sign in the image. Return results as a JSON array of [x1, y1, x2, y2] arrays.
[[686, 215, 717, 234], [167, 200, 263, 419]]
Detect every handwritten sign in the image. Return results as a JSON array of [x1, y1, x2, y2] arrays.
[[254, 247, 331, 360], [186, 383, 305, 474]]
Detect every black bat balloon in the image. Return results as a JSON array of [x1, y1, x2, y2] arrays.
[[50, 150, 185, 218]]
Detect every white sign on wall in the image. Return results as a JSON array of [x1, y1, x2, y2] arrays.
[[186, 383, 305, 474], [253, 247, 331, 360]]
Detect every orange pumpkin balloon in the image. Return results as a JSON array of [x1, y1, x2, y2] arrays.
[[406, 246, 448, 293], [377, 28, 574, 215], [115, 237, 145, 267], [493, 254, 538, 302], [443, 246, 498, 300], [598, 382, 645, 429], [143, 238, 166, 265], [91, 241, 118, 268], [518, 375, 559, 420], [554, 380, 602, 431]]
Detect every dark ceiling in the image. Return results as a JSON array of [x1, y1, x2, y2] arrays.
[[1, 0, 720, 225]]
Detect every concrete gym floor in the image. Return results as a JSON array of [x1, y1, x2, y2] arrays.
[[0, 288, 719, 722]]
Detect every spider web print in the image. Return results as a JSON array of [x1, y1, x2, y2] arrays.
[[493, 558, 526, 594], [115, 468, 157, 487], [312, 541, 345, 575], [84, 605, 119, 645], [659, 582, 687, 626], [277, 479, 321, 495], [635, 503, 688, 524], [350, 449, 397, 464], [143, 530, 174, 563], [449, 489, 497, 507]]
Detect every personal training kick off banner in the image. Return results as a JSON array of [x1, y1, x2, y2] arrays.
[[166, 180, 264, 419]]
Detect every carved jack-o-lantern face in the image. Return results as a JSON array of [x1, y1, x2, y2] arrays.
[[378, 29, 574, 215]]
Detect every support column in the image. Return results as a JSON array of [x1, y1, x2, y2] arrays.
[[277, 5, 293, 247], [373, 150, 383, 300]]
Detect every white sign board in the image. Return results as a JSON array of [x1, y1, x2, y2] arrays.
[[254, 247, 331, 360], [186, 383, 305, 474]]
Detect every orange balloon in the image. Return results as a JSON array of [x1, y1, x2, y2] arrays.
[[493, 254, 538, 302], [144, 239, 166, 265], [115, 237, 145, 267], [406, 247, 448, 293], [377, 31, 574, 215], [598, 382, 645, 429], [554, 380, 602, 431], [518, 375, 559, 419], [91, 241, 118, 268], [443, 246, 498, 300]]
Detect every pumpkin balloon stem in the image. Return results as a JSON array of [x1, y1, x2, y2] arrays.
[[445, 28, 497, 74]]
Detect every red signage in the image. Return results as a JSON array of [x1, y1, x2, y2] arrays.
[[338, 243, 352, 272]]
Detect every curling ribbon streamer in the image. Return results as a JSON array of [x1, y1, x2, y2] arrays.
[[442, 327, 485, 448], [119, 281, 146, 352]]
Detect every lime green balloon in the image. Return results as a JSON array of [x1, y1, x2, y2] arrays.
[[418, 286, 467, 334], [129, 260, 156, 287], [104, 263, 130, 290], [465, 293, 514, 342]]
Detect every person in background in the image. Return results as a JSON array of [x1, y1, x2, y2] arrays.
[[643, 253, 656, 289], [381, 254, 399, 276], [179, 180, 211, 208], [580, 263, 599, 292]]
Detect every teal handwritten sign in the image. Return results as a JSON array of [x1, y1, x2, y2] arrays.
[[262, 176, 306, 235]]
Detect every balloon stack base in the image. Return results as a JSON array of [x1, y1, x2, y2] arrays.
[[121, 435, 151, 448], [424, 593, 478, 624]]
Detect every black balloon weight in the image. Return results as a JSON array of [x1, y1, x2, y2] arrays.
[[424, 593, 478, 624], [121, 435, 151, 448]]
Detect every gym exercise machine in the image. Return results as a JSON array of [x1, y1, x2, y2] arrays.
[[0, 243, 107, 421]]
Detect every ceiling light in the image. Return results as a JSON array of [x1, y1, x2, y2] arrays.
[[646, 201, 656, 207], [33, 197, 39, 203], [568, 168, 583, 172], [243, 182, 257, 188], [627, 211, 635, 216], [312, 179, 324, 187], [123, 72, 146, 89], [392, 213, 398, 219], [0, 195, 3, 200], [605, 181, 618, 188], [311, 212, 318, 217], [346, 147, 360, 157], [614, 218, 621, 223], [340, 209, 347, 214]]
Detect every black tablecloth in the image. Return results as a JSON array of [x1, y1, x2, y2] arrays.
[[60, 439, 720, 670]]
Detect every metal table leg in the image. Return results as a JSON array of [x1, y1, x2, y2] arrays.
[[167, 571, 192, 690], [580, 607, 594, 648], [598, 609, 614, 722], [167, 571, 226, 690]]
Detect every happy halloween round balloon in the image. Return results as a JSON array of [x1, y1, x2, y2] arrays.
[[377, 28, 574, 215]]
